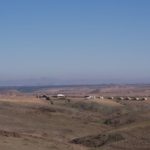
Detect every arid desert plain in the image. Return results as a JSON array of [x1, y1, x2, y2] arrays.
[[0, 84, 149, 150]]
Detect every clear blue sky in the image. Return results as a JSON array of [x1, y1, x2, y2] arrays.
[[0, 0, 150, 85]]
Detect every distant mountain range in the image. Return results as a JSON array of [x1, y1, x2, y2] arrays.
[[0, 78, 150, 87]]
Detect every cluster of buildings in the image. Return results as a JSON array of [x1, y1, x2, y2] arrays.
[[116, 97, 148, 101], [36, 93, 148, 101], [85, 95, 148, 101]]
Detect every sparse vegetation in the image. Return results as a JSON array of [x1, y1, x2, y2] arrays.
[[64, 101, 121, 115], [70, 132, 125, 147], [0, 85, 149, 150]]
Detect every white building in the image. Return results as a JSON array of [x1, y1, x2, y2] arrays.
[[126, 97, 132, 100], [86, 95, 96, 100], [57, 94, 66, 98], [142, 97, 148, 101], [100, 96, 104, 100]]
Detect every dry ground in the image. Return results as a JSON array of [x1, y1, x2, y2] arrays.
[[0, 92, 149, 150], [0, 96, 108, 150]]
